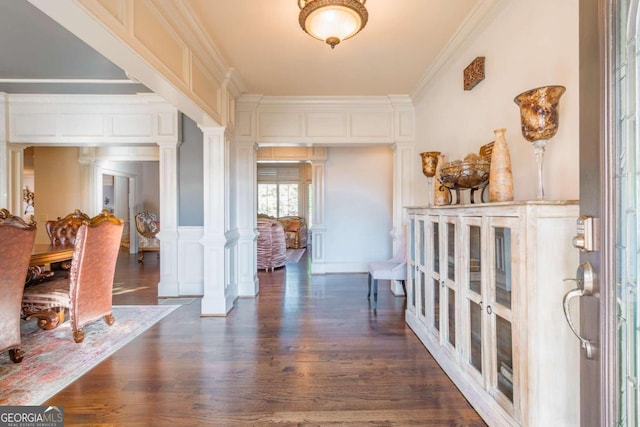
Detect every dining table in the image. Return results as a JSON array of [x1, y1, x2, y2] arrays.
[[26, 243, 75, 286], [30, 243, 74, 267]]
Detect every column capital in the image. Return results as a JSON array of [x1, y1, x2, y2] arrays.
[[198, 125, 228, 136]]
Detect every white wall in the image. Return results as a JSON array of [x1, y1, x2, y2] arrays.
[[141, 162, 160, 214], [324, 146, 393, 271], [413, 0, 579, 204], [33, 147, 84, 244]]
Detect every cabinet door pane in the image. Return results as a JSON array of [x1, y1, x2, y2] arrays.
[[448, 288, 456, 347], [433, 278, 440, 331], [433, 222, 440, 272], [447, 223, 455, 280], [494, 227, 512, 309], [496, 314, 514, 402], [420, 272, 426, 317], [410, 219, 415, 262], [418, 220, 425, 266], [469, 225, 481, 295], [469, 300, 482, 373], [409, 264, 416, 310]]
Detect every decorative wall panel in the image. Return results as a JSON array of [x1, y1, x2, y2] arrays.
[[132, 1, 187, 83], [237, 111, 253, 138], [177, 226, 204, 296], [95, 0, 125, 26], [191, 54, 221, 120], [7, 94, 178, 144], [157, 112, 177, 137], [306, 113, 348, 137], [259, 112, 304, 138], [350, 112, 393, 138], [13, 114, 57, 137], [60, 114, 104, 137], [112, 114, 153, 136]]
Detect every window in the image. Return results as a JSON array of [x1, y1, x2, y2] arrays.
[[258, 183, 299, 217]]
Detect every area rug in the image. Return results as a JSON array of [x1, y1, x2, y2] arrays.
[[158, 297, 198, 305], [0, 304, 180, 406], [285, 248, 306, 263]]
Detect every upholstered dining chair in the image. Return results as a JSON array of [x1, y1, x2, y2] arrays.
[[22, 210, 124, 343], [46, 209, 91, 246], [0, 209, 36, 363], [367, 231, 407, 310]]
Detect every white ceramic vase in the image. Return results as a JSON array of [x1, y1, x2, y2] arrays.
[[488, 128, 514, 202]]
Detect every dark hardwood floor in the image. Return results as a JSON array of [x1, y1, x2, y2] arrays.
[[45, 247, 486, 426]]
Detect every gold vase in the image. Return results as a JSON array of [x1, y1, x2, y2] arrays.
[[514, 85, 566, 142], [514, 85, 565, 199], [488, 128, 514, 202], [434, 154, 451, 206], [420, 151, 441, 206], [420, 151, 440, 178]]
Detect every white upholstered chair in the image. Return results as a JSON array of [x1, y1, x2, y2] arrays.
[[367, 232, 407, 310]]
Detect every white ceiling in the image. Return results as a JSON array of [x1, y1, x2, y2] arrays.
[[185, 0, 480, 96], [0, 0, 482, 98]]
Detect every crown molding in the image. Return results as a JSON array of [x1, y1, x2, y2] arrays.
[[410, 0, 510, 103]]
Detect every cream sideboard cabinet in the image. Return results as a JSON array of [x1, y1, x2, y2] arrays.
[[406, 201, 580, 427]]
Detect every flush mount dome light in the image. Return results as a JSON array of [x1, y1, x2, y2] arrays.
[[298, 0, 368, 49]]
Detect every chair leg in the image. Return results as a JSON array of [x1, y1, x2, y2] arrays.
[[9, 348, 24, 363], [367, 273, 372, 298], [73, 328, 85, 343], [373, 279, 378, 309]]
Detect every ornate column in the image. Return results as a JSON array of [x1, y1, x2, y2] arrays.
[[157, 140, 180, 297], [310, 160, 326, 274], [77, 147, 97, 216], [235, 141, 259, 296], [200, 126, 235, 315], [7, 145, 25, 216]]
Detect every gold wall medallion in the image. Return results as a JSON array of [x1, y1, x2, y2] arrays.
[[463, 56, 485, 90]]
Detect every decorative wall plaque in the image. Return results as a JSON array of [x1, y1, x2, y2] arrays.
[[463, 56, 485, 90]]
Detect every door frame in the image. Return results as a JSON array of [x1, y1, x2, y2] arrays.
[[97, 167, 138, 255]]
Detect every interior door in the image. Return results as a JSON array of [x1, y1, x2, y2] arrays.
[[577, 0, 615, 424]]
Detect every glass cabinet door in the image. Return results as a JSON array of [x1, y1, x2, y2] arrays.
[[429, 216, 441, 337], [415, 217, 427, 324], [488, 217, 519, 416], [463, 217, 484, 384], [442, 216, 458, 352], [407, 216, 417, 313]]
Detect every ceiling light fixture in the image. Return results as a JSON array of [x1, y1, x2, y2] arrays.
[[298, 0, 368, 49]]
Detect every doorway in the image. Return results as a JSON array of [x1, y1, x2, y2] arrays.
[[99, 168, 140, 256], [102, 173, 132, 250]]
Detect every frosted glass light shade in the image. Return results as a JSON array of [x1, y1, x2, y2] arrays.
[[306, 6, 361, 43], [299, 0, 368, 48]]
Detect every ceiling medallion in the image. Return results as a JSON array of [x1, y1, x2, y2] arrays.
[[298, 0, 368, 49]]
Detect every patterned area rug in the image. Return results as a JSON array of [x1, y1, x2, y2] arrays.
[[0, 304, 180, 405], [285, 248, 306, 263]]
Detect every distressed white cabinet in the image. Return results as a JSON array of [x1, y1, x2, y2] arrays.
[[406, 201, 580, 427]]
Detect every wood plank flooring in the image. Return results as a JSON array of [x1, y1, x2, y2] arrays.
[[44, 248, 486, 426]]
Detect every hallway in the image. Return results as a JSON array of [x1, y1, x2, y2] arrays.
[[44, 249, 486, 426]]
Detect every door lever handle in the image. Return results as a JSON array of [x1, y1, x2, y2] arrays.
[[562, 262, 595, 359]]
